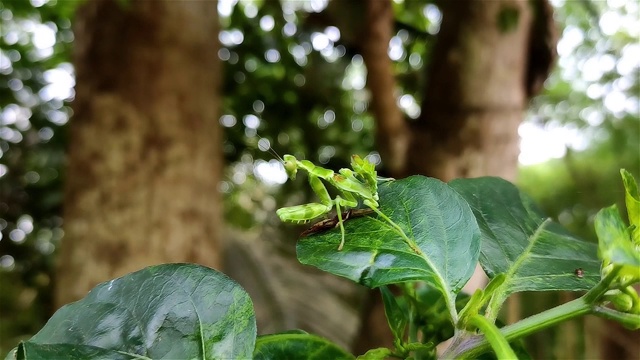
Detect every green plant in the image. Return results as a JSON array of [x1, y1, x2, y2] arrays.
[[6, 170, 639, 360]]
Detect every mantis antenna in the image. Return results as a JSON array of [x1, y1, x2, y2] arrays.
[[256, 134, 285, 163]]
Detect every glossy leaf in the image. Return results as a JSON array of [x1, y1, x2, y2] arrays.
[[254, 333, 354, 360], [595, 205, 640, 270], [621, 169, 640, 244], [7, 264, 256, 360], [297, 176, 480, 299], [12, 343, 132, 360], [449, 177, 600, 293]]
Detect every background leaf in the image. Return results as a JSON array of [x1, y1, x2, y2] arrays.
[[7, 264, 256, 360], [595, 205, 640, 268], [380, 286, 407, 343], [297, 176, 480, 298], [449, 177, 600, 294], [254, 333, 354, 360], [620, 169, 640, 243]]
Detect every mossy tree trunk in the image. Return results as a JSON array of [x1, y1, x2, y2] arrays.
[[55, 0, 223, 307]]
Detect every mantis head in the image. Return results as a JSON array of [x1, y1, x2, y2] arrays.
[[351, 155, 375, 176], [351, 155, 378, 189], [283, 154, 298, 180]]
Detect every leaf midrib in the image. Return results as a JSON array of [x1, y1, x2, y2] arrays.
[[501, 218, 552, 292]]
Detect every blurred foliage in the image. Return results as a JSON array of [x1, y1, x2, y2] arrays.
[[0, 0, 78, 351], [517, 0, 639, 358], [0, 0, 638, 357], [521, 0, 640, 242], [218, 0, 437, 228]]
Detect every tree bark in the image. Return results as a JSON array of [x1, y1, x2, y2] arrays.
[[55, 0, 223, 307], [405, 1, 533, 181], [361, 0, 410, 176], [355, 0, 556, 353]]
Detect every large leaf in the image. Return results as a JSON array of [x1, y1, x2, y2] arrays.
[[449, 177, 600, 294], [254, 333, 354, 360], [11, 343, 131, 360], [380, 286, 407, 343], [6, 264, 256, 360], [297, 176, 480, 301]]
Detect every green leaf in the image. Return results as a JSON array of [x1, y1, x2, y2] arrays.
[[13, 343, 134, 360], [254, 333, 354, 360], [297, 176, 480, 303], [414, 285, 470, 343], [595, 205, 640, 270], [449, 177, 600, 294], [621, 169, 640, 244], [355, 347, 393, 360], [380, 286, 407, 344], [393, 0, 430, 33], [7, 264, 256, 360]]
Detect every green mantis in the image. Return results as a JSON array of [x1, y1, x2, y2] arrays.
[[275, 154, 382, 250]]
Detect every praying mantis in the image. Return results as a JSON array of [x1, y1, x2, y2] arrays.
[[272, 152, 423, 253], [275, 154, 381, 250], [259, 137, 418, 252]]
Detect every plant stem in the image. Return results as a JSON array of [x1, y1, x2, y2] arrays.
[[467, 315, 517, 359], [444, 297, 592, 359], [500, 297, 591, 340], [451, 267, 632, 358], [584, 266, 621, 303]]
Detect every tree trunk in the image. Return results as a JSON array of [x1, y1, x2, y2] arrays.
[[355, 0, 556, 352], [55, 0, 223, 308], [405, 1, 531, 181]]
